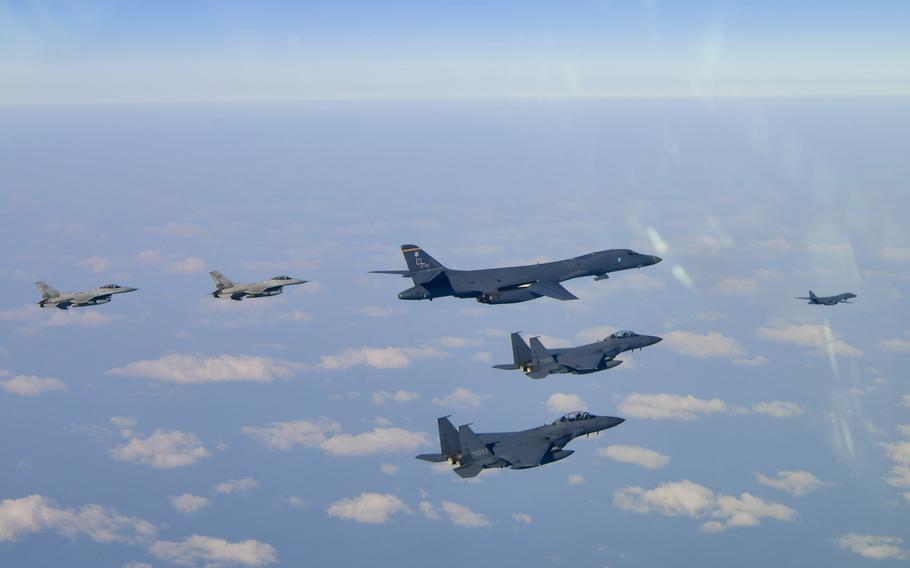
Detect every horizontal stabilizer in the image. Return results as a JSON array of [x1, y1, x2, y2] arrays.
[[528, 280, 578, 301], [526, 369, 550, 379], [492, 364, 519, 370], [454, 463, 484, 478], [369, 270, 414, 276], [415, 453, 447, 463]]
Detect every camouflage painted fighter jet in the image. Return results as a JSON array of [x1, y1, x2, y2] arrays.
[[371, 244, 661, 304], [35, 281, 137, 310], [209, 271, 308, 301], [417, 411, 624, 478], [494, 329, 662, 379]]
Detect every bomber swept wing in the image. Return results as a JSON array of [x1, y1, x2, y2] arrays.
[[527, 280, 578, 301]]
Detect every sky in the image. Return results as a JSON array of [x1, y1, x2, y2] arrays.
[[1, 3, 910, 568]]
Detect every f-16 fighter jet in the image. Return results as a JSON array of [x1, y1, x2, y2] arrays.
[[371, 244, 661, 304], [209, 271, 308, 301], [493, 329, 662, 379], [416, 411, 624, 478], [795, 290, 857, 305], [35, 281, 137, 310]]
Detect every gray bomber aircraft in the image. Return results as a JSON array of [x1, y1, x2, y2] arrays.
[[35, 281, 137, 310], [209, 271, 308, 301], [417, 411, 625, 478], [795, 290, 857, 305], [371, 244, 661, 304], [494, 329, 662, 379]]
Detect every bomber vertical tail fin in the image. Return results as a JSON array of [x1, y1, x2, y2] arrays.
[[400, 244, 445, 272], [809, 290, 817, 299], [209, 271, 234, 290]]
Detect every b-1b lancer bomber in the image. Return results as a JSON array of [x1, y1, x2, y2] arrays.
[[372, 244, 661, 304], [795, 290, 857, 305], [494, 329, 662, 379], [35, 281, 137, 310], [209, 271, 308, 301], [417, 411, 624, 478]]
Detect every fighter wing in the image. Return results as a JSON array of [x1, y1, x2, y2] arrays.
[[494, 438, 553, 468], [556, 350, 605, 371], [86, 293, 113, 302], [527, 280, 578, 301]]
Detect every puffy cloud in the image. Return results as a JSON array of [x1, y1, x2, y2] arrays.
[[614, 480, 795, 532], [419, 501, 440, 520], [318, 346, 447, 370], [574, 325, 619, 343], [326, 493, 409, 525], [284, 497, 307, 508], [435, 336, 484, 349], [432, 388, 491, 409], [662, 331, 746, 360], [877, 246, 910, 263], [0, 305, 114, 333], [472, 351, 493, 364], [441, 501, 490, 528], [757, 323, 863, 357], [567, 474, 586, 485], [0, 495, 155, 544], [751, 401, 804, 418], [618, 393, 731, 421], [111, 429, 210, 469], [904, 395, 910, 408], [545, 393, 587, 414], [379, 463, 400, 476], [755, 470, 829, 496], [372, 390, 419, 405], [351, 305, 402, 317], [880, 427, 910, 490], [214, 478, 259, 495], [598, 445, 670, 470], [78, 256, 111, 273], [879, 337, 910, 352], [109, 354, 303, 385], [512, 513, 533, 524], [710, 277, 759, 297], [169, 494, 211, 515], [111, 416, 138, 428], [242, 419, 427, 457], [733, 355, 768, 367], [167, 257, 208, 274], [149, 535, 278, 566], [838, 534, 907, 560], [1, 375, 67, 396], [749, 237, 794, 252]]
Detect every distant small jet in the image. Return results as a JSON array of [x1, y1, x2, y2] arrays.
[[494, 330, 662, 379], [371, 244, 661, 304], [209, 271, 308, 301], [795, 290, 857, 305], [417, 412, 624, 478], [35, 281, 137, 310]]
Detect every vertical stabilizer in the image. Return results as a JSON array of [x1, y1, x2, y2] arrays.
[[510, 332, 532, 367], [35, 281, 60, 300], [209, 271, 234, 290], [437, 416, 460, 457], [809, 290, 817, 300], [400, 244, 444, 272], [457, 424, 491, 464]]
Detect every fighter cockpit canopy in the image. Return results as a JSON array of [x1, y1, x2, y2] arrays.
[[272, 275, 292, 280], [555, 411, 594, 424], [100, 284, 122, 289], [609, 330, 638, 339]]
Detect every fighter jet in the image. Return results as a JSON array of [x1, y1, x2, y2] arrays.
[[371, 244, 661, 304], [416, 411, 624, 478], [493, 329, 662, 379], [795, 290, 857, 305], [35, 281, 137, 310], [209, 271, 308, 301]]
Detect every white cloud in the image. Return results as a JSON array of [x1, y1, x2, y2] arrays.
[[149, 535, 278, 566], [749, 237, 794, 252], [877, 246, 910, 263], [0, 305, 114, 333], [663, 331, 746, 360], [567, 474, 586, 485], [419, 501, 440, 520], [78, 256, 111, 273], [214, 477, 259, 495], [318, 345, 447, 370], [695, 311, 726, 322], [752, 401, 804, 418], [881, 426, 910, 490], [371, 390, 419, 405], [710, 277, 758, 297], [111, 416, 138, 428], [111, 429, 210, 469], [755, 470, 829, 496], [733, 355, 768, 367], [326, 493, 409, 525], [169, 494, 211, 515], [124, 562, 154, 568], [472, 351, 493, 364], [1, 375, 67, 396], [351, 305, 402, 317], [512, 513, 533, 524], [574, 325, 618, 343], [545, 393, 587, 413], [379, 463, 400, 476], [109, 354, 303, 385], [441, 501, 490, 528], [879, 337, 910, 352], [614, 480, 795, 532], [284, 497, 307, 508], [838, 534, 907, 560], [598, 445, 670, 470], [904, 395, 910, 408], [150, 222, 206, 238], [432, 388, 491, 409], [241, 419, 427, 457], [435, 336, 484, 349], [167, 257, 208, 273], [0, 495, 155, 544], [757, 323, 863, 357], [618, 393, 731, 421]]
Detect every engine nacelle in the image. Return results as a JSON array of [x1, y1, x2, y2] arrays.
[[540, 449, 575, 464], [476, 289, 538, 304], [399, 285, 431, 300]]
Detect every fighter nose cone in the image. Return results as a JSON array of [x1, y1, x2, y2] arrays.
[[651, 255, 662, 264]]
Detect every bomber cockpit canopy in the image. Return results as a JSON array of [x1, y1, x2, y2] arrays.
[[609, 330, 638, 339], [100, 283, 122, 289], [555, 411, 594, 424], [272, 275, 292, 280]]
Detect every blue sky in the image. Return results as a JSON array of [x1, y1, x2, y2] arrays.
[[1, 3, 910, 568]]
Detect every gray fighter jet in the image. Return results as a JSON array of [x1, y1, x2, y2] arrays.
[[416, 411, 624, 478], [795, 290, 857, 305], [493, 329, 662, 379], [209, 271, 308, 301], [371, 244, 661, 304], [35, 281, 137, 310]]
